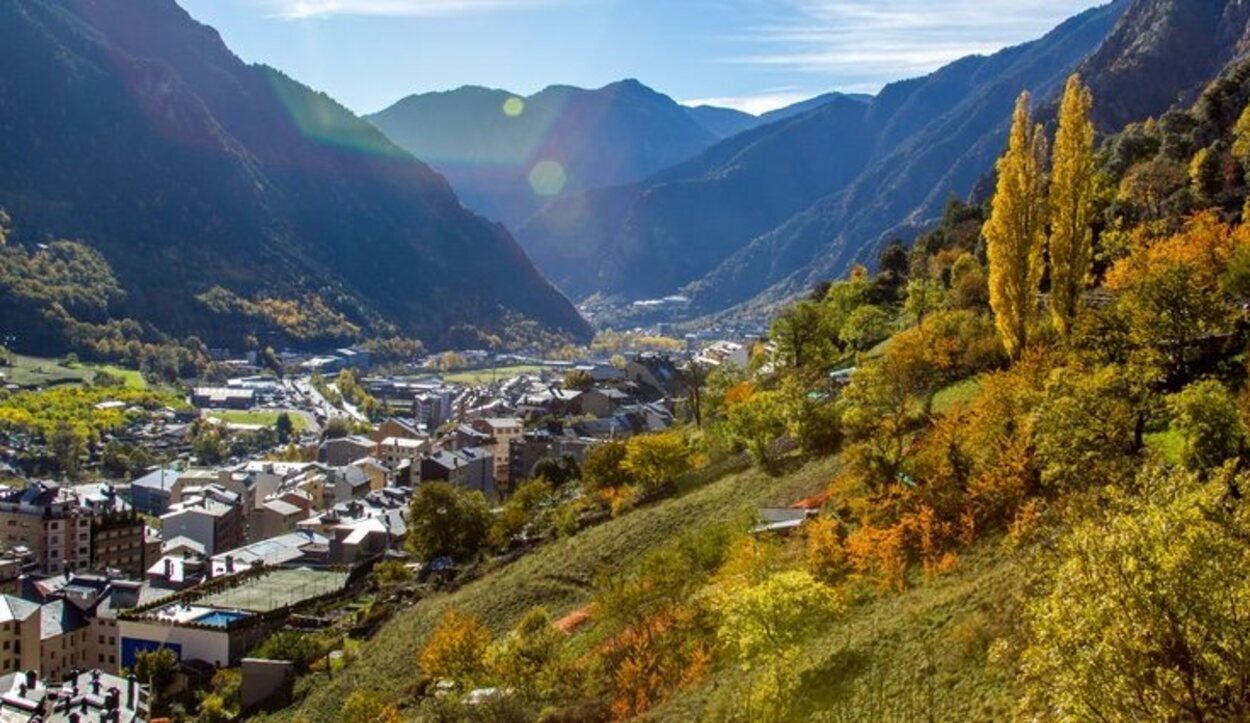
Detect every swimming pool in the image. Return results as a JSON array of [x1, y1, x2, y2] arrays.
[[192, 610, 249, 628]]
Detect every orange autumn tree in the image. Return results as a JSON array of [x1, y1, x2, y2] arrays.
[[1105, 211, 1250, 374], [418, 608, 493, 685]]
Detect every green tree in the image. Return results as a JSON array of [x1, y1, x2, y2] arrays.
[[530, 454, 580, 488], [49, 421, 85, 479], [840, 305, 893, 351], [191, 425, 225, 465], [1168, 379, 1243, 473], [320, 416, 351, 441], [488, 607, 570, 698], [563, 369, 594, 391], [986, 92, 1049, 359], [1019, 467, 1250, 721], [1048, 74, 1096, 339], [406, 481, 491, 561], [134, 647, 179, 709], [727, 389, 788, 469], [904, 277, 947, 324], [1031, 364, 1147, 491], [490, 478, 555, 548], [717, 571, 843, 722], [771, 301, 833, 370], [581, 441, 631, 493], [623, 430, 694, 496], [275, 411, 295, 444]]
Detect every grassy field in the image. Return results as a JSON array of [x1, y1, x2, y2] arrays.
[[206, 410, 308, 430], [265, 455, 840, 722], [0, 354, 146, 389], [442, 364, 550, 385]]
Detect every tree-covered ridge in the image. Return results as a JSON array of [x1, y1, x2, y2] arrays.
[[0, 0, 590, 355]]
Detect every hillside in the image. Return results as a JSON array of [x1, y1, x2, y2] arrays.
[[0, 0, 590, 354], [265, 456, 836, 722], [518, 2, 1127, 309]]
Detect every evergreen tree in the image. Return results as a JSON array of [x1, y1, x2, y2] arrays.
[[985, 92, 1049, 359], [1048, 75, 1096, 339]]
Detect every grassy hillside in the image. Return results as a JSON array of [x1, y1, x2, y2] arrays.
[[266, 455, 837, 722], [648, 538, 1023, 721], [1, 354, 145, 390]]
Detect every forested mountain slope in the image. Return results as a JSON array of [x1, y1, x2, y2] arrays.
[[0, 0, 590, 353]]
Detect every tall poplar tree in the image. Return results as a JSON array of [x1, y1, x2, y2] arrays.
[[1048, 75, 1096, 339], [985, 92, 1049, 359]]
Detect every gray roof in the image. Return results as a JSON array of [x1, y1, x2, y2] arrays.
[[131, 467, 179, 492], [40, 599, 87, 640], [0, 594, 39, 623]]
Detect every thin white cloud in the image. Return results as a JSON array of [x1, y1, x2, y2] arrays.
[[725, 0, 1104, 87], [682, 90, 817, 115], [259, 0, 562, 19]]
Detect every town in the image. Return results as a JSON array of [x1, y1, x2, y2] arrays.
[[0, 333, 764, 720]]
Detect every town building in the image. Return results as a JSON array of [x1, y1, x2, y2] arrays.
[[468, 418, 523, 490], [160, 486, 243, 556], [191, 387, 255, 410], [0, 483, 93, 575], [419, 449, 495, 499]]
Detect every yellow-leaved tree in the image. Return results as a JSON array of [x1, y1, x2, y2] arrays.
[[985, 92, 1049, 359], [1048, 75, 1095, 339]]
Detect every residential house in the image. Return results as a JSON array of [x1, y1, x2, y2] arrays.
[[160, 486, 243, 556], [625, 353, 683, 399], [352, 458, 390, 492], [468, 418, 523, 491], [257, 500, 308, 540], [420, 449, 495, 499], [317, 436, 376, 467], [369, 418, 422, 444], [694, 341, 749, 370], [375, 437, 429, 471]]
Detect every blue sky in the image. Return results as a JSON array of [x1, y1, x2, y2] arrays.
[[178, 0, 1106, 115]]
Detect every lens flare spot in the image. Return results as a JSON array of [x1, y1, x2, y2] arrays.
[[502, 96, 525, 118], [528, 160, 567, 196]]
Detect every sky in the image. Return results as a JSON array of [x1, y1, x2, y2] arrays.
[[178, 0, 1107, 116]]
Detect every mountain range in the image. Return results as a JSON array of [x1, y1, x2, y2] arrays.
[[366, 83, 860, 227], [516, 0, 1250, 323], [0, 0, 590, 353]]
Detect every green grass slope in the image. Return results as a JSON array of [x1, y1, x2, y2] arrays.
[[648, 539, 1024, 721], [267, 455, 839, 722]]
